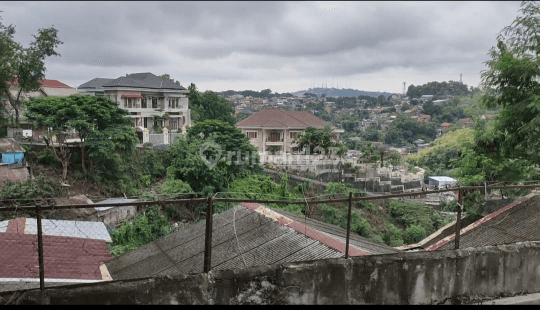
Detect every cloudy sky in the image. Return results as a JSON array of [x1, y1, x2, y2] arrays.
[[2, 1, 523, 94]]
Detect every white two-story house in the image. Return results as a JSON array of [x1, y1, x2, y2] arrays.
[[78, 73, 190, 133]]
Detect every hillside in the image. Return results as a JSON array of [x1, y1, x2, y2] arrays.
[[294, 87, 393, 98]]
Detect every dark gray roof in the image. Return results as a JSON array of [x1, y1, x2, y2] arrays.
[[106, 205, 361, 280], [0, 138, 25, 153], [101, 72, 186, 90], [271, 208, 399, 255], [436, 194, 540, 250], [78, 78, 114, 89]]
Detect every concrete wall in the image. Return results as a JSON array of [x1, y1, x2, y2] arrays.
[[2, 242, 540, 305]]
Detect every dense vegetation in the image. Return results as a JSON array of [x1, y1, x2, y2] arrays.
[[405, 128, 475, 177], [406, 81, 471, 98]]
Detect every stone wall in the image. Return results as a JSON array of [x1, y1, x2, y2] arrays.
[[2, 241, 540, 305]]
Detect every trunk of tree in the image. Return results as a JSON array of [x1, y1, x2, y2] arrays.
[[49, 139, 72, 184], [380, 154, 384, 168], [80, 141, 87, 176]]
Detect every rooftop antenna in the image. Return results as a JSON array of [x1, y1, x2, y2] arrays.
[[403, 82, 406, 95]]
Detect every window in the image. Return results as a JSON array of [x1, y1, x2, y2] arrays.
[[170, 120, 177, 130], [247, 132, 257, 139], [290, 132, 297, 139], [141, 98, 147, 108], [124, 98, 128, 108]]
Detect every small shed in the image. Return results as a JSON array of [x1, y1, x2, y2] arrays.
[[428, 176, 457, 188], [0, 138, 25, 164]]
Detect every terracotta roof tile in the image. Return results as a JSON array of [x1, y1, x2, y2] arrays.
[[237, 109, 327, 128], [0, 232, 112, 280]]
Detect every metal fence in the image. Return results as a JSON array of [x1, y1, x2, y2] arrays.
[[0, 184, 538, 295]]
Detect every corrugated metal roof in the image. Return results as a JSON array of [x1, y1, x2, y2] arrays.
[[0, 138, 25, 153], [95, 198, 138, 211], [270, 208, 399, 255], [23, 218, 112, 242], [106, 204, 380, 280], [430, 194, 540, 251], [428, 176, 456, 182]]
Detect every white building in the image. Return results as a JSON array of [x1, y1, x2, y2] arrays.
[[428, 176, 457, 188], [78, 73, 190, 133]]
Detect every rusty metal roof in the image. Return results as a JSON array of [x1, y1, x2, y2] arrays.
[[106, 204, 384, 280], [270, 208, 399, 255], [0, 138, 25, 153], [428, 193, 540, 251]]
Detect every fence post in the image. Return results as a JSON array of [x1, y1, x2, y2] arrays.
[[143, 128, 149, 144], [345, 191, 352, 258], [36, 203, 45, 291], [203, 196, 214, 273], [163, 127, 169, 144], [455, 189, 464, 249]]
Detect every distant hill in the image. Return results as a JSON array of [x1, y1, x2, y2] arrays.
[[406, 81, 470, 99], [293, 87, 393, 98]]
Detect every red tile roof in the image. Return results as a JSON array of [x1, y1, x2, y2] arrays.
[[440, 122, 451, 127], [237, 109, 327, 128], [7, 78, 72, 88], [0, 218, 112, 280]]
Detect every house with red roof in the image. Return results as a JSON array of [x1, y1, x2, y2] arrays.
[[416, 114, 431, 124], [438, 122, 452, 136], [236, 108, 342, 154], [3, 78, 77, 135], [0, 217, 113, 292], [459, 118, 473, 128]]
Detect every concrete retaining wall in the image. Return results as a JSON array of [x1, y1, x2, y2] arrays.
[[2, 241, 540, 305]]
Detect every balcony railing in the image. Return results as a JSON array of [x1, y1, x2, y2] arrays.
[[266, 137, 284, 142]]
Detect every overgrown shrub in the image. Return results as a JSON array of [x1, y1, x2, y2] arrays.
[[36, 147, 60, 167], [383, 223, 404, 247], [108, 206, 172, 257], [0, 177, 62, 204], [403, 224, 426, 244]]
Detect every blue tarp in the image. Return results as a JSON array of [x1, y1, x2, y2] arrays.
[[1, 152, 24, 164]]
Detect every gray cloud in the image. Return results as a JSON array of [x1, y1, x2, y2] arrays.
[[0, 1, 523, 92]]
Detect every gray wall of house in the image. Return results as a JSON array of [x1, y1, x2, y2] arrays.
[[2, 241, 540, 305]]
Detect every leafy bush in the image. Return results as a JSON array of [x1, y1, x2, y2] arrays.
[[143, 142, 153, 148], [404, 224, 426, 244], [141, 175, 151, 187], [325, 182, 356, 196], [160, 178, 194, 198], [0, 177, 62, 204], [36, 147, 60, 167], [383, 223, 404, 247], [108, 206, 172, 257]]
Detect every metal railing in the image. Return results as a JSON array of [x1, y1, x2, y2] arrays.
[[1, 183, 539, 293]]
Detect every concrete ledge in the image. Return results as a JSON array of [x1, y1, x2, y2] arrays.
[[476, 292, 540, 305], [2, 241, 540, 304]]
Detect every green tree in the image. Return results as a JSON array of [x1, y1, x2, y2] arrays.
[[0, 14, 63, 127], [480, 1, 540, 166], [26, 95, 138, 180], [294, 125, 337, 155], [188, 83, 235, 125], [167, 119, 260, 195], [452, 1, 540, 186]]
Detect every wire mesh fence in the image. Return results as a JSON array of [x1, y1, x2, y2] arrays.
[[1, 183, 539, 295]]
